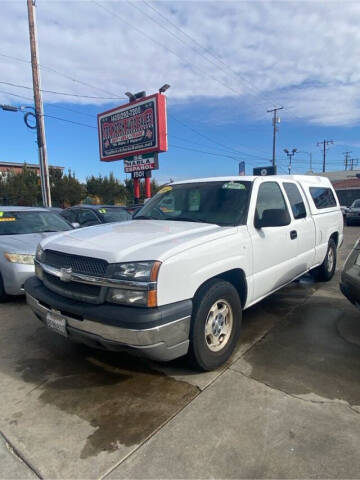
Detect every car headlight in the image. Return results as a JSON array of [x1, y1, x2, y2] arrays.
[[108, 261, 161, 282], [4, 253, 35, 265]]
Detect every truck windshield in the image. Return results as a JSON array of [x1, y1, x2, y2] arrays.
[[0, 211, 72, 235], [134, 181, 252, 226]]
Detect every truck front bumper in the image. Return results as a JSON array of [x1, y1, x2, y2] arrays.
[[24, 277, 192, 362]]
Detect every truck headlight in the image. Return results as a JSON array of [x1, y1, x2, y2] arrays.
[[108, 261, 161, 282], [106, 261, 160, 307], [107, 288, 150, 307], [4, 253, 35, 265]]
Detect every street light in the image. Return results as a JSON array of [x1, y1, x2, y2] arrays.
[[124, 91, 146, 102], [284, 148, 297, 175], [159, 84, 170, 93], [0, 104, 19, 112]]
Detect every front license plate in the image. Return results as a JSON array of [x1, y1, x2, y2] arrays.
[[46, 311, 68, 337]]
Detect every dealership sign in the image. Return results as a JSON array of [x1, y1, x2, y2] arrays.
[[124, 154, 159, 173], [97, 93, 167, 162]]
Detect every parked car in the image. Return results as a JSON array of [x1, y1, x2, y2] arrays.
[[340, 238, 360, 308], [346, 200, 360, 225], [125, 204, 144, 216], [0, 207, 72, 301], [340, 205, 349, 217], [60, 205, 132, 228], [25, 175, 343, 370]]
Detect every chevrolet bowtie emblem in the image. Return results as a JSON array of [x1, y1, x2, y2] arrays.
[[59, 267, 72, 282]]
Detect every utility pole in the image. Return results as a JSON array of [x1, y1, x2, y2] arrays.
[[343, 151, 351, 170], [349, 158, 359, 171], [267, 106, 283, 169], [27, 0, 51, 207], [317, 139, 333, 173]]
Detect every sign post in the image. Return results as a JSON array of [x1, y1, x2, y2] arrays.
[[97, 92, 167, 204]]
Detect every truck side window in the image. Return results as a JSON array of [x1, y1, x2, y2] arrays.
[[283, 182, 306, 219], [255, 182, 290, 223], [309, 187, 336, 209]]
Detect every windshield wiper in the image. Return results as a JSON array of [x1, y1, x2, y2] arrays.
[[133, 215, 153, 220]]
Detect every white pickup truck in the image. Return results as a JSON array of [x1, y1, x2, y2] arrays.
[[25, 175, 343, 370]]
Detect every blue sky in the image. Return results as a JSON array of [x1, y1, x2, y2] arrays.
[[1, 0, 360, 185]]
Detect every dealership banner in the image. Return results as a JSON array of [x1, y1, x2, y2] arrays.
[[97, 93, 167, 162]]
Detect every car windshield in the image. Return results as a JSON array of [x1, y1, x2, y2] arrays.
[[352, 200, 360, 208], [134, 181, 252, 226], [0, 211, 72, 235], [96, 207, 132, 223]]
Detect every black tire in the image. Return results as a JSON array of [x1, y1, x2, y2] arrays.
[[312, 238, 337, 282], [0, 274, 8, 303], [188, 279, 242, 371]]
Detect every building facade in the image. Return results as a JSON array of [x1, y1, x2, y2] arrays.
[[0, 161, 63, 179]]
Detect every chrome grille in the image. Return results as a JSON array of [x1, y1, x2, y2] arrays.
[[43, 250, 108, 277], [42, 272, 102, 304]]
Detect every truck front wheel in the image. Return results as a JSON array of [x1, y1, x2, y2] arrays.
[[189, 279, 242, 371]]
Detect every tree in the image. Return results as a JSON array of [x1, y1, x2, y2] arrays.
[[0, 165, 41, 206], [50, 168, 85, 207], [86, 173, 127, 205]]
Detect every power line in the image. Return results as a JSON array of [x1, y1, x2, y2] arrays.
[[168, 113, 269, 160], [0, 52, 124, 99], [0, 80, 124, 100], [0, 88, 95, 118], [171, 144, 239, 161], [43, 114, 96, 129], [93, 1, 250, 99], [141, 0, 278, 107]]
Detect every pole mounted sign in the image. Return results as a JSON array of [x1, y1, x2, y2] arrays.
[[123, 153, 159, 173], [97, 93, 167, 162]]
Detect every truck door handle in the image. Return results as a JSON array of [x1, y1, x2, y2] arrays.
[[290, 230, 297, 240]]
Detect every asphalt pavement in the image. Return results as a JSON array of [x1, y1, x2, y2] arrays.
[[1, 226, 360, 479]]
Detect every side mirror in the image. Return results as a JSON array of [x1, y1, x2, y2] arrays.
[[255, 209, 291, 228], [71, 222, 80, 229]]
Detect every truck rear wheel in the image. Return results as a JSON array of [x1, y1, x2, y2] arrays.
[[189, 279, 242, 371], [312, 238, 337, 282]]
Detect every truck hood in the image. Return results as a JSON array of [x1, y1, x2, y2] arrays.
[[0, 232, 58, 255], [40, 220, 237, 263]]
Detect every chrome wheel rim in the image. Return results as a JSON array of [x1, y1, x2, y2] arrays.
[[204, 299, 233, 352], [327, 248, 334, 272]]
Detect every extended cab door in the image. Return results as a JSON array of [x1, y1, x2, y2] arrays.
[[282, 181, 316, 270], [248, 179, 299, 302]]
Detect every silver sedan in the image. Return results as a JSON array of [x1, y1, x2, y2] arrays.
[[0, 206, 72, 301]]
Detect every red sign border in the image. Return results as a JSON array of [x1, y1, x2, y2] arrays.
[[97, 93, 167, 162]]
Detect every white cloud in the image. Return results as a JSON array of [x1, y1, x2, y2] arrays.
[[1, 0, 360, 126]]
